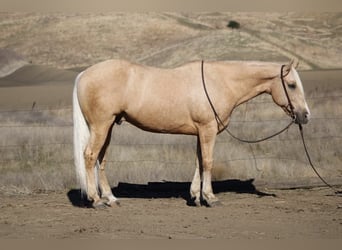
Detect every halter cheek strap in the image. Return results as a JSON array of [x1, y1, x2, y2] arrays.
[[280, 65, 296, 121]]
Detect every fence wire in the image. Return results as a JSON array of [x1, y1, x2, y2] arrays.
[[1, 94, 341, 168]]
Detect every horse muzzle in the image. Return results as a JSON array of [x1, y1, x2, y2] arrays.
[[282, 105, 310, 125], [294, 110, 310, 125]]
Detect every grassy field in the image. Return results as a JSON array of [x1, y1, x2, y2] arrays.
[[0, 108, 74, 193], [0, 13, 341, 193]]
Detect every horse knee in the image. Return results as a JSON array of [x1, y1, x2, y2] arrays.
[[84, 148, 97, 168]]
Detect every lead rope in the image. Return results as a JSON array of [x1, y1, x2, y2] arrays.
[[201, 60, 294, 143], [201, 60, 341, 195], [280, 64, 341, 194], [298, 123, 342, 195]]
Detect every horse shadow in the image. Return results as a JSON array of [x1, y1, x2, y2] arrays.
[[67, 178, 276, 208]]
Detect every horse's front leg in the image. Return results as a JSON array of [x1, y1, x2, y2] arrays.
[[198, 126, 220, 207], [190, 138, 202, 206]]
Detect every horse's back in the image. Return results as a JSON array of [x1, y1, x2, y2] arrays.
[[77, 59, 211, 134]]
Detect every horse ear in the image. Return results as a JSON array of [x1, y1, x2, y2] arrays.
[[292, 58, 299, 68], [283, 61, 292, 74], [289, 58, 299, 69], [283, 58, 299, 74]]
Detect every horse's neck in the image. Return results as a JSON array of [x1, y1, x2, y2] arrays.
[[224, 62, 278, 106]]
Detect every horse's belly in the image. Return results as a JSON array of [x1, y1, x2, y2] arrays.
[[124, 113, 197, 135]]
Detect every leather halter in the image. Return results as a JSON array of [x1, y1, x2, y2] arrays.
[[280, 64, 296, 122]]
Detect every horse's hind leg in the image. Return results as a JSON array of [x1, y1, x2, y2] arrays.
[[97, 124, 119, 207], [84, 123, 113, 208]]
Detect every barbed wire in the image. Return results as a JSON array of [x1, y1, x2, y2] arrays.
[[0, 94, 341, 113], [0, 135, 341, 149], [0, 95, 341, 167], [0, 155, 315, 166], [0, 107, 72, 113], [0, 116, 341, 128]]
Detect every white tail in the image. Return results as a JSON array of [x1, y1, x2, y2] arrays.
[[73, 72, 89, 194]]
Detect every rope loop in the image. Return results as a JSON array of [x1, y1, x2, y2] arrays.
[[201, 60, 341, 195], [201, 60, 294, 143]]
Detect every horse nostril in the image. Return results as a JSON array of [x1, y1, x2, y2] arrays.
[[304, 111, 310, 119], [302, 111, 310, 124]]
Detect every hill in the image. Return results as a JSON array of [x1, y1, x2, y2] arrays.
[[0, 12, 341, 72]]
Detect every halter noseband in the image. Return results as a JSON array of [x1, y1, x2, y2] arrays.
[[280, 65, 296, 121]]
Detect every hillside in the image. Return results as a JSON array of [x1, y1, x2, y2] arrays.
[[1, 12, 341, 73]]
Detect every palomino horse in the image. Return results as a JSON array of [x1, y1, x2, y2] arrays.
[[73, 59, 310, 208]]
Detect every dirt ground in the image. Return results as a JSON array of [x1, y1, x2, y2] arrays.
[[0, 185, 341, 239]]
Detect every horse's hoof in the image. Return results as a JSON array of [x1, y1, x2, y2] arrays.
[[186, 194, 202, 207], [203, 199, 223, 207], [92, 200, 107, 209], [106, 199, 121, 207], [188, 196, 201, 207], [208, 200, 223, 207]]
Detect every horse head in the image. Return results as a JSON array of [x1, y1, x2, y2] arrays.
[[270, 59, 310, 124]]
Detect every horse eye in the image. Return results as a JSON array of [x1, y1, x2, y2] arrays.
[[288, 82, 296, 89]]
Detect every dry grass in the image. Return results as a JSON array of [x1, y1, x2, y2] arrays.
[[0, 108, 74, 192]]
